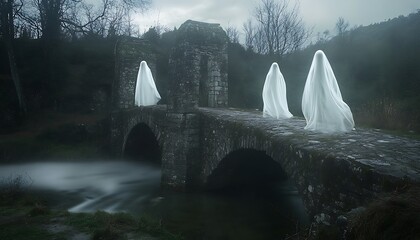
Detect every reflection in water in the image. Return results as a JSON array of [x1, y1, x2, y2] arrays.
[[0, 161, 308, 239]]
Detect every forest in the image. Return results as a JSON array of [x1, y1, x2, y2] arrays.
[[1, 4, 420, 133]]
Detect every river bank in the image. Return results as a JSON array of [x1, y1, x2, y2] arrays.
[[0, 112, 183, 240], [0, 186, 182, 240], [0, 111, 110, 163]]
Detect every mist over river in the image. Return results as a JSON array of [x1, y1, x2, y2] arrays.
[[0, 160, 309, 239]]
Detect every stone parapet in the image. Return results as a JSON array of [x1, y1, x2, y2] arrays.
[[198, 107, 420, 224]]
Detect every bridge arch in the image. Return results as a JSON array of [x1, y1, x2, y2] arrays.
[[123, 122, 162, 164], [206, 148, 287, 191], [113, 107, 167, 165], [200, 119, 297, 189]]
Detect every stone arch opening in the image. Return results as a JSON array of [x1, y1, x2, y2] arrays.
[[206, 148, 310, 227], [123, 123, 161, 164], [206, 148, 288, 192]]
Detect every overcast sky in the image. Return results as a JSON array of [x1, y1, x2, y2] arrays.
[[134, 0, 420, 42]]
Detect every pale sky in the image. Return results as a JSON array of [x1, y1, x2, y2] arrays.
[[134, 0, 420, 42]]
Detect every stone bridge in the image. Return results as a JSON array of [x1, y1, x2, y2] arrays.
[[109, 20, 420, 225], [110, 105, 420, 224]]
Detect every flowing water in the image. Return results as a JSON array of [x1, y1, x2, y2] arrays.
[[0, 160, 309, 239]]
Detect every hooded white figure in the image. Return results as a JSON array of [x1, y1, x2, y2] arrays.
[[262, 62, 293, 119], [134, 61, 161, 106], [302, 50, 355, 133]]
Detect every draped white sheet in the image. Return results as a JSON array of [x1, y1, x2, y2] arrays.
[[302, 50, 355, 133], [134, 61, 161, 106], [262, 62, 293, 119]]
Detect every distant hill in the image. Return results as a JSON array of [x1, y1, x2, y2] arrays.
[[228, 11, 420, 131]]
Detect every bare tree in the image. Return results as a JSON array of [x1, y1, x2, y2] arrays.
[[247, 0, 310, 57], [0, 0, 27, 114], [16, 0, 150, 106], [335, 17, 349, 37], [243, 19, 267, 54], [316, 29, 331, 43], [243, 19, 254, 50], [225, 25, 240, 44], [20, 0, 150, 39]]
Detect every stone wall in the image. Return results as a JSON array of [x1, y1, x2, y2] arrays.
[[161, 112, 200, 190], [109, 105, 199, 190], [168, 20, 228, 112], [112, 37, 156, 110], [111, 105, 420, 228], [197, 107, 420, 225], [109, 105, 166, 157]]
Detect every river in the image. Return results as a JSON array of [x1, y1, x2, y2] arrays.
[[0, 160, 309, 239]]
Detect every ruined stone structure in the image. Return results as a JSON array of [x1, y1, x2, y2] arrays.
[[112, 37, 156, 110], [157, 20, 228, 188], [168, 20, 228, 112], [110, 20, 420, 227], [111, 20, 229, 189]]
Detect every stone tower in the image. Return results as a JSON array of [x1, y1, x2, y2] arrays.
[[168, 20, 228, 112]]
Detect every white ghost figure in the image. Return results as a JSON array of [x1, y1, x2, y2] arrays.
[[134, 61, 161, 106], [302, 50, 355, 133], [262, 62, 293, 119]]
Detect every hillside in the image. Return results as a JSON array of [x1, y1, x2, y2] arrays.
[[228, 11, 420, 131]]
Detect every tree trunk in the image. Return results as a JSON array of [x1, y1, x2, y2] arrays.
[[1, 0, 27, 115], [5, 39, 27, 114]]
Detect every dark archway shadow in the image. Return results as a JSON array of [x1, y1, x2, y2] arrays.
[[123, 123, 161, 165], [206, 149, 288, 194], [205, 148, 310, 229]]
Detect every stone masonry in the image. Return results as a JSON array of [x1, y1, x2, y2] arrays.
[[110, 106, 420, 225], [197, 107, 420, 225], [168, 20, 228, 112], [111, 20, 228, 190], [161, 20, 228, 189], [112, 37, 156, 110]]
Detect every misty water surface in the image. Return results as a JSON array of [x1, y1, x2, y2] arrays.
[[0, 160, 309, 239]]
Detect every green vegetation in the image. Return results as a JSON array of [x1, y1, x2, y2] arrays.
[[348, 185, 420, 240], [0, 111, 109, 162]]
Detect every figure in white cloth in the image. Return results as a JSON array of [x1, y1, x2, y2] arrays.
[[262, 62, 293, 119], [134, 61, 161, 106], [302, 50, 355, 133]]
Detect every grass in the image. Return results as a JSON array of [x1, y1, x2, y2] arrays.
[[65, 212, 183, 240], [0, 224, 53, 240], [0, 111, 109, 162], [347, 184, 420, 240], [0, 136, 102, 162], [353, 98, 420, 135]]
